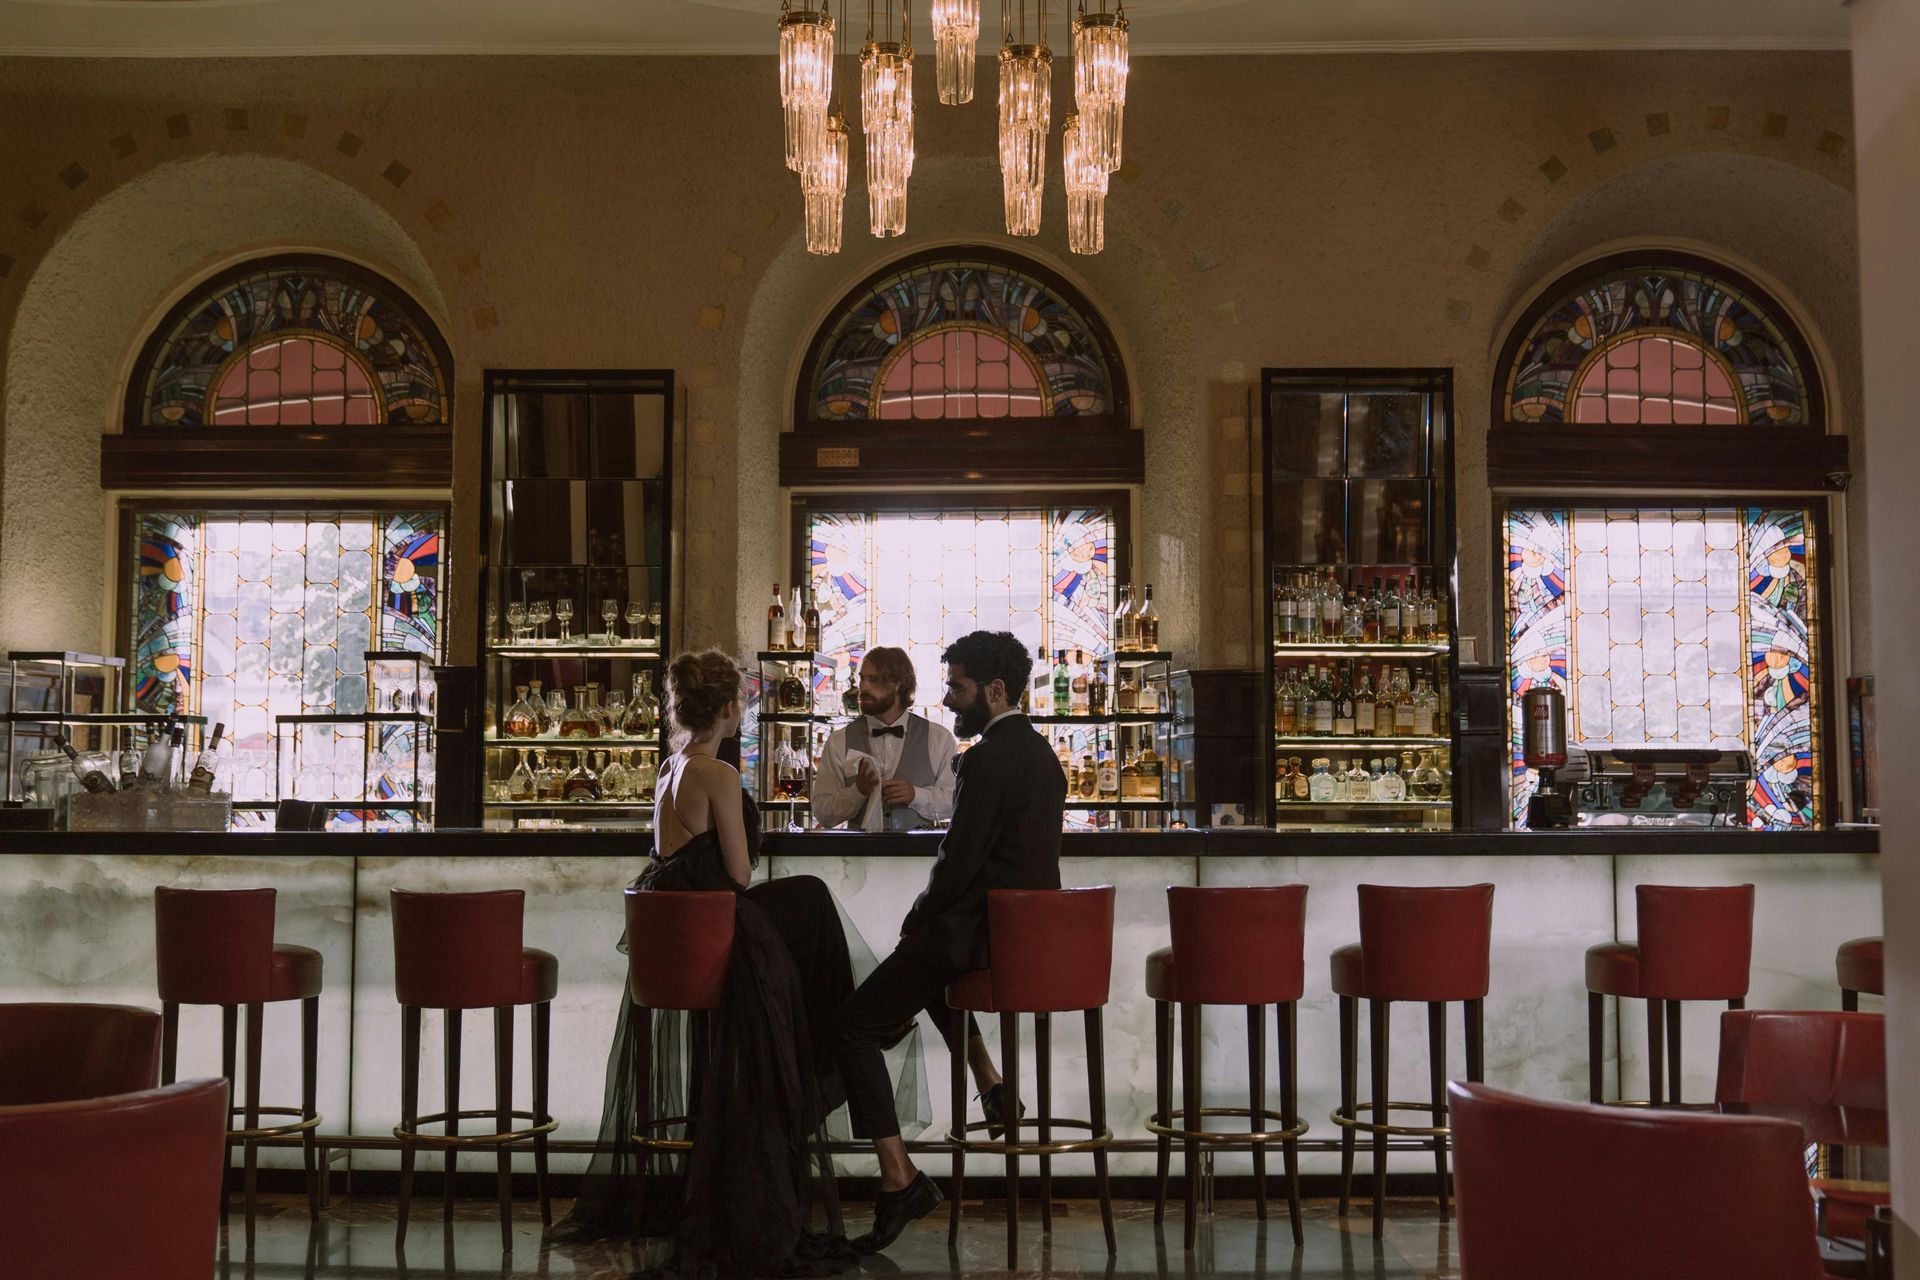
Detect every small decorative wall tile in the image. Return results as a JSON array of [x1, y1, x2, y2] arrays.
[[1588, 127, 1617, 154], [1539, 155, 1567, 183]]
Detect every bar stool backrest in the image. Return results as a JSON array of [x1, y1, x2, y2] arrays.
[[1449, 1081, 1825, 1280], [1636, 883, 1754, 1000], [1167, 884, 1307, 1005], [155, 886, 278, 1005], [0, 1002, 162, 1105], [985, 886, 1116, 1013], [1356, 882, 1494, 1002], [1716, 1010, 1886, 1110], [0, 1077, 228, 1280], [390, 889, 526, 1010], [624, 889, 735, 1011]]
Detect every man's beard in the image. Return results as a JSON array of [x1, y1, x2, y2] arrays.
[[858, 688, 896, 718], [953, 686, 993, 738]]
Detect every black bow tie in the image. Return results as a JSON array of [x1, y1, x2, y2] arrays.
[[872, 725, 905, 738]]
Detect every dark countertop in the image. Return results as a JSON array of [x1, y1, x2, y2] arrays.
[[0, 826, 1880, 858]]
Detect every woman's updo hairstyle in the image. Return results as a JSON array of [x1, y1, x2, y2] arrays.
[[666, 647, 743, 737]]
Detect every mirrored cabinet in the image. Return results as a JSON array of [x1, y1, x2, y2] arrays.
[[479, 371, 674, 830]]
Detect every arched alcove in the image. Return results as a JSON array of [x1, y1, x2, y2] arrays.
[[0, 153, 449, 653]]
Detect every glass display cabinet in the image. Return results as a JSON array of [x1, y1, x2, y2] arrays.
[[1030, 648, 1183, 830], [1261, 369, 1458, 830], [479, 371, 674, 830]]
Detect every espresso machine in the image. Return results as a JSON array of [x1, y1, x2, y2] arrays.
[[1522, 687, 1573, 829]]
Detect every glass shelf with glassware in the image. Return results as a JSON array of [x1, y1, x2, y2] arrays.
[[753, 645, 830, 828], [272, 712, 432, 832]]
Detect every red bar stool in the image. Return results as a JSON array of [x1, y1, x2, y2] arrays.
[[1146, 884, 1309, 1248], [1584, 884, 1753, 1106], [1836, 937, 1883, 1010], [1331, 882, 1494, 1239], [154, 886, 323, 1249], [944, 886, 1117, 1271], [390, 889, 558, 1251]]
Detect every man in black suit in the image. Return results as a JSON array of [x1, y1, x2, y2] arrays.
[[831, 629, 1066, 1252]]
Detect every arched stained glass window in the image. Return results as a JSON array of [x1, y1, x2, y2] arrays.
[[799, 250, 1124, 424], [127, 255, 451, 428]]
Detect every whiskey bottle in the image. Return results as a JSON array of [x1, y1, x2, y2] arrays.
[[1077, 747, 1097, 799], [1052, 650, 1071, 716], [1374, 670, 1398, 737], [1320, 570, 1343, 640], [766, 583, 786, 651], [1393, 669, 1417, 737], [1413, 678, 1438, 737], [803, 588, 822, 653], [778, 664, 809, 712], [1310, 665, 1335, 737], [1355, 671, 1376, 738], [1290, 755, 1310, 801], [1070, 650, 1091, 715], [1419, 583, 1440, 643], [1333, 666, 1356, 737], [1119, 748, 1145, 800], [1342, 586, 1366, 644], [1399, 576, 1420, 644], [1275, 578, 1296, 643], [1276, 668, 1299, 735], [185, 722, 228, 798], [1114, 583, 1135, 652], [1089, 659, 1108, 717], [1097, 734, 1119, 798], [1379, 581, 1402, 644], [1136, 740, 1163, 800], [1363, 578, 1384, 643], [1055, 737, 1073, 778], [1139, 585, 1160, 651]]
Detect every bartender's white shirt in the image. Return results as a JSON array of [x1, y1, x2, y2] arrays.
[[813, 712, 958, 830]]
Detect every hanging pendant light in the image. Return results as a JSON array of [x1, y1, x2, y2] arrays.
[[1072, 2, 1127, 172], [804, 113, 851, 255], [779, 6, 836, 173], [931, 0, 981, 106], [860, 3, 915, 238], [1062, 112, 1106, 254], [997, 1, 1051, 238]]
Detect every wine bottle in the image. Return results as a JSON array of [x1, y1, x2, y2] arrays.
[[766, 583, 786, 651], [803, 588, 822, 653], [186, 722, 227, 798]]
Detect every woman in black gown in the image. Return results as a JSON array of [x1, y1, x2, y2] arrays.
[[555, 648, 923, 1278]]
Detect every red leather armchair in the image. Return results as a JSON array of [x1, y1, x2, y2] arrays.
[[1449, 1081, 1828, 1280], [1716, 1010, 1886, 1111], [0, 1002, 162, 1104], [0, 1078, 227, 1279]]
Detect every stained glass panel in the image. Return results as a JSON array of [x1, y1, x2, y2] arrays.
[[1505, 505, 1819, 829]]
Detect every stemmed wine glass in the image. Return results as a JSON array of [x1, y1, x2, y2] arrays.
[[485, 600, 498, 642], [528, 600, 552, 643], [555, 597, 575, 644], [505, 602, 527, 643], [544, 689, 566, 735], [625, 603, 645, 645], [601, 599, 620, 644]]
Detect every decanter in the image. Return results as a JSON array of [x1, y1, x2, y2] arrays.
[[1409, 749, 1444, 800], [563, 751, 601, 801], [626, 673, 659, 737], [778, 664, 809, 712], [630, 748, 659, 802], [506, 752, 535, 800], [558, 686, 600, 739], [503, 685, 541, 739], [597, 749, 628, 800]]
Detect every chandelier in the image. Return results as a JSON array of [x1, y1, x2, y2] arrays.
[[776, 0, 1131, 254]]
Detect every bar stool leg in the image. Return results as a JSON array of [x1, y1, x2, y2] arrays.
[[1083, 1008, 1116, 1255], [533, 1000, 552, 1227], [161, 1002, 180, 1086], [1277, 1001, 1303, 1247], [1586, 991, 1605, 1104], [1180, 1001, 1201, 1250], [220, 1003, 238, 1230], [1337, 993, 1357, 1216], [631, 1002, 652, 1233], [1646, 999, 1665, 1107], [1153, 999, 1172, 1226], [948, 1008, 966, 1248], [1465, 999, 1484, 1084], [443, 1008, 463, 1223], [1665, 1001, 1684, 1104], [397, 1005, 422, 1249], [302, 995, 321, 1215], [493, 1006, 515, 1252], [1000, 1011, 1020, 1271], [244, 1001, 264, 1252], [1427, 1002, 1450, 1221], [1247, 1004, 1267, 1222], [1842, 988, 1859, 1012], [1369, 998, 1390, 1240], [1036, 1012, 1053, 1235]]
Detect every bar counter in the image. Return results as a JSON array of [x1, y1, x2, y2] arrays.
[[0, 826, 1881, 1181]]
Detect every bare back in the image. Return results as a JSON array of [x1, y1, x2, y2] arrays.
[[654, 750, 753, 886]]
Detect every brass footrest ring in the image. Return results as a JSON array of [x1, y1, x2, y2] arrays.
[[227, 1105, 323, 1142], [1145, 1106, 1309, 1145], [943, 1116, 1113, 1157], [1330, 1101, 1450, 1139], [393, 1108, 558, 1148], [632, 1113, 698, 1153]]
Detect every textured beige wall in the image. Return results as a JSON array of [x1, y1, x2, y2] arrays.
[[0, 52, 1860, 674]]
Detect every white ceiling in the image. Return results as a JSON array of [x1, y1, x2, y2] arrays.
[[0, 0, 1848, 57]]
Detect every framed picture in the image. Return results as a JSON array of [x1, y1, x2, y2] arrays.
[[1211, 801, 1250, 828]]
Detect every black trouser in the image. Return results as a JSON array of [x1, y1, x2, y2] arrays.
[[832, 945, 978, 1141]]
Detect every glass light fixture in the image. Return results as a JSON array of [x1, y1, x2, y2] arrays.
[[931, 0, 981, 106], [861, 38, 915, 237], [997, 41, 1051, 236], [779, 8, 836, 173], [803, 112, 850, 255], [1063, 111, 1107, 255], [1072, 5, 1128, 172]]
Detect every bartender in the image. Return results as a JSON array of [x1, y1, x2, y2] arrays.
[[812, 645, 956, 831]]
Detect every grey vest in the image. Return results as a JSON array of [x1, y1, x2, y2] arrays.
[[846, 713, 940, 830]]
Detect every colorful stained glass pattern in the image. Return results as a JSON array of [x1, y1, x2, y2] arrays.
[[808, 258, 1116, 421], [129, 510, 445, 808], [135, 260, 449, 428], [1504, 506, 1819, 829], [805, 506, 1115, 727], [1504, 268, 1810, 426]]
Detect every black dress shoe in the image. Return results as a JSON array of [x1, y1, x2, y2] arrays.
[[981, 1083, 1027, 1141], [851, 1171, 943, 1254]]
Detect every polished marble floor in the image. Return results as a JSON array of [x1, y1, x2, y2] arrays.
[[214, 1193, 1460, 1279]]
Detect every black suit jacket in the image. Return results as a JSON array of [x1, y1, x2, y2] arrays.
[[899, 712, 1066, 970]]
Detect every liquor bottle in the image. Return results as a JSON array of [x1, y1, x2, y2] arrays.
[[778, 664, 809, 712], [1413, 677, 1438, 737], [1419, 582, 1440, 644], [1055, 738, 1072, 777], [1307, 757, 1336, 803], [560, 687, 601, 739], [599, 750, 630, 800], [138, 720, 178, 792], [1114, 583, 1135, 652], [1342, 586, 1365, 644], [631, 749, 659, 802], [1089, 659, 1108, 717], [1289, 755, 1309, 801], [626, 673, 659, 737], [1119, 747, 1145, 800], [803, 588, 822, 653], [1355, 671, 1376, 739], [1399, 576, 1420, 644], [1276, 668, 1299, 736], [1393, 668, 1417, 737], [1070, 649, 1091, 715], [1378, 756, 1407, 801], [1351, 757, 1374, 801], [507, 752, 536, 800], [839, 665, 860, 716], [1334, 666, 1356, 737], [1137, 740, 1163, 799], [1410, 749, 1444, 800], [1097, 734, 1119, 798], [525, 680, 549, 734], [1320, 570, 1342, 640], [1380, 580, 1402, 644], [117, 740, 141, 790], [1273, 579, 1293, 644], [532, 750, 563, 801], [1139, 585, 1160, 651], [56, 733, 117, 795], [775, 730, 809, 800], [1363, 578, 1383, 643], [1052, 650, 1071, 716], [766, 583, 786, 651], [1077, 747, 1097, 799], [1373, 671, 1397, 737], [1275, 753, 1291, 797], [786, 586, 804, 650], [1116, 671, 1138, 714], [1310, 665, 1335, 737], [563, 751, 602, 802], [185, 722, 228, 798]]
